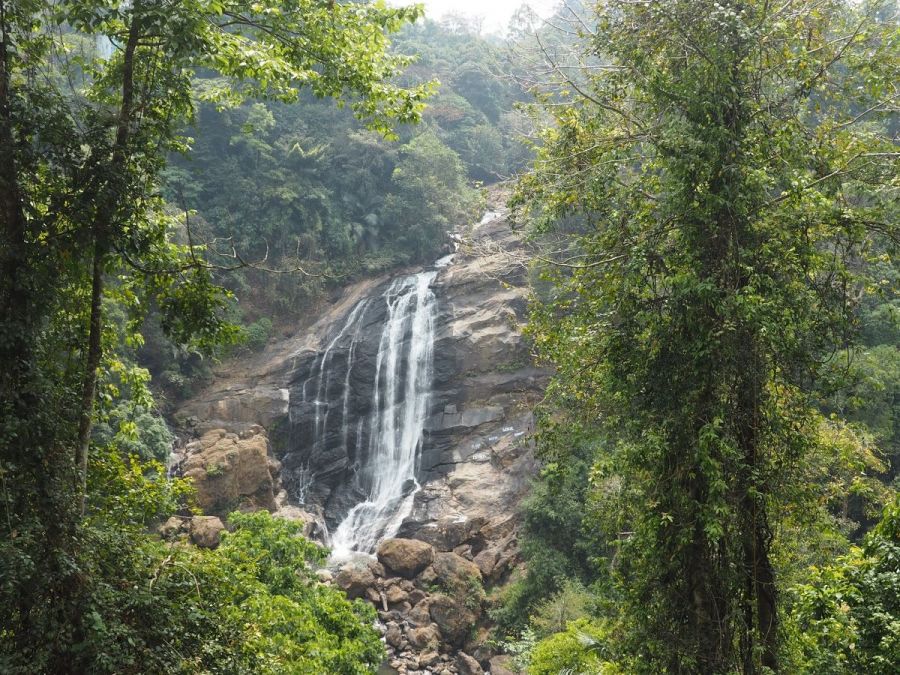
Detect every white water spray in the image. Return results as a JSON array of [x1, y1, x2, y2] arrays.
[[329, 271, 437, 559]]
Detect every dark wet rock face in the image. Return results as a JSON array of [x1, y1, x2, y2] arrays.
[[281, 294, 390, 522]]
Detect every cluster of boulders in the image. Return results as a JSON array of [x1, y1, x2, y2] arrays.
[[171, 426, 280, 514], [331, 538, 517, 675], [158, 514, 226, 548], [160, 426, 325, 547]]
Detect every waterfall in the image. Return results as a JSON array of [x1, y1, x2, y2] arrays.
[[328, 270, 438, 559], [307, 299, 370, 459]]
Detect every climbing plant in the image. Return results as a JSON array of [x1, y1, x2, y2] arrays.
[[519, 0, 898, 671]]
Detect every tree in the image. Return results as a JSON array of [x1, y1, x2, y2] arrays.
[[788, 494, 900, 673], [0, 0, 427, 667], [381, 129, 478, 261], [519, 0, 897, 671]]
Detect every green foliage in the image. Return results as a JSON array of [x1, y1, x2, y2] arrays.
[[515, 0, 898, 671], [528, 619, 621, 675], [74, 512, 380, 675], [786, 495, 900, 674], [0, 1, 432, 670], [821, 273, 900, 482], [241, 317, 274, 353], [529, 579, 596, 639], [382, 130, 480, 261], [209, 511, 384, 674], [492, 428, 603, 635], [2, 452, 384, 674], [156, 17, 528, 336], [86, 447, 193, 527], [92, 402, 174, 462]]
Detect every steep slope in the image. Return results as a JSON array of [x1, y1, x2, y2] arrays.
[[172, 189, 546, 668]]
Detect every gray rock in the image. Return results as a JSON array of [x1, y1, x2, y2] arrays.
[[408, 589, 427, 606], [473, 548, 499, 578], [385, 623, 403, 648], [158, 516, 185, 539], [456, 652, 483, 675], [335, 564, 375, 600], [181, 429, 276, 516], [488, 655, 517, 675], [365, 587, 382, 605], [431, 551, 482, 595], [189, 516, 225, 549], [429, 594, 477, 647], [385, 585, 409, 605], [406, 598, 433, 627], [419, 651, 441, 668], [377, 538, 435, 578], [407, 624, 441, 651]]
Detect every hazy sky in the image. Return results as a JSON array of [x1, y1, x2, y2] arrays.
[[392, 1, 557, 34]]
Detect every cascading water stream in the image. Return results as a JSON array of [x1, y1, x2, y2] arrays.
[[286, 215, 507, 558], [329, 271, 437, 559]]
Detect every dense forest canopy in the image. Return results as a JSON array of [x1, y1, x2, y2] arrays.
[[0, 0, 897, 673], [502, 0, 898, 672], [0, 1, 431, 670]]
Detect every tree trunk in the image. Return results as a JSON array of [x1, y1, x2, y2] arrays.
[[736, 351, 778, 674], [75, 243, 104, 513], [755, 522, 778, 671], [0, 0, 27, 331], [73, 9, 141, 511]]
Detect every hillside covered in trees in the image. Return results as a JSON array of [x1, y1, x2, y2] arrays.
[[0, 1, 897, 674]]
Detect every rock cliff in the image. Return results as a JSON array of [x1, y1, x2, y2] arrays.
[[173, 188, 547, 668]]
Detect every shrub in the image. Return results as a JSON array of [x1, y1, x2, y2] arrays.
[[529, 619, 621, 675]]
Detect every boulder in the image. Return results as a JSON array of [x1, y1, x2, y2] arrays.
[[431, 551, 482, 595], [367, 560, 386, 578], [429, 594, 477, 647], [407, 624, 440, 651], [364, 587, 382, 606], [456, 652, 484, 675], [385, 585, 409, 605], [419, 652, 441, 669], [377, 538, 434, 578], [189, 516, 225, 549], [408, 588, 427, 606], [402, 516, 486, 552], [335, 564, 375, 600], [489, 655, 517, 675], [406, 598, 433, 627], [272, 504, 318, 537], [181, 428, 276, 515], [416, 564, 438, 588], [158, 516, 186, 539], [385, 622, 403, 649], [473, 548, 499, 578]]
